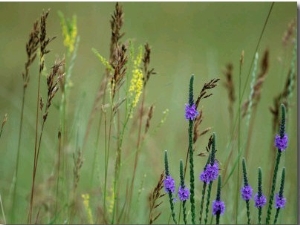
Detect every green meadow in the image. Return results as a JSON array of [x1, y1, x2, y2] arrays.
[[0, 2, 297, 224]]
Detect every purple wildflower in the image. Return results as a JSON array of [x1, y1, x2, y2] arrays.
[[275, 194, 286, 209], [241, 185, 253, 201], [199, 161, 219, 183], [164, 175, 175, 193], [178, 186, 190, 201], [254, 193, 267, 208], [274, 134, 288, 151], [185, 104, 199, 120], [212, 200, 225, 215]]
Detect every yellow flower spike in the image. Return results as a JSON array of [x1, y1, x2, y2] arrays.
[[81, 193, 94, 224], [58, 11, 78, 54], [128, 45, 144, 109]]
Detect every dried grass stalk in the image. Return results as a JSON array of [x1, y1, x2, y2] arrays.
[[143, 43, 156, 87], [148, 172, 165, 224], [195, 78, 220, 109], [242, 49, 269, 117]]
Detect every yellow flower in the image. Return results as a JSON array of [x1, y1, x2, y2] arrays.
[[128, 46, 143, 108], [81, 193, 94, 224], [58, 11, 78, 54]]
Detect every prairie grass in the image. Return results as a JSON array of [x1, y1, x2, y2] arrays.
[[0, 2, 297, 224]]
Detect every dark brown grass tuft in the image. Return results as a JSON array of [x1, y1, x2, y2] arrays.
[[143, 43, 156, 87], [145, 105, 154, 134], [110, 2, 125, 60], [195, 78, 220, 109], [43, 58, 65, 121], [148, 172, 165, 224], [109, 3, 127, 99], [110, 43, 128, 99], [23, 20, 40, 88], [39, 9, 56, 59]]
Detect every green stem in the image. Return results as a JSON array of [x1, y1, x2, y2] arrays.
[[199, 182, 207, 224], [235, 50, 243, 224], [11, 87, 26, 223], [265, 151, 282, 224], [204, 182, 213, 225]]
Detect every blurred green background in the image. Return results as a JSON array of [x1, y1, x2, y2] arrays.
[[0, 2, 297, 224]]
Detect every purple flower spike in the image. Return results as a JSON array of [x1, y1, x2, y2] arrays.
[[241, 185, 253, 201], [212, 200, 225, 215], [178, 186, 190, 201], [254, 194, 267, 208], [185, 104, 199, 120], [200, 170, 209, 183], [274, 134, 288, 151], [164, 175, 175, 193], [199, 161, 219, 183], [275, 194, 286, 209]]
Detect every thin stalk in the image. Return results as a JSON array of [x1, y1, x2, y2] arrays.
[[235, 51, 243, 224], [266, 151, 282, 224], [204, 182, 213, 224], [103, 110, 108, 221], [127, 91, 146, 217], [55, 130, 62, 218], [199, 182, 207, 224], [245, 106, 258, 160], [28, 55, 42, 224], [0, 194, 6, 224], [189, 119, 196, 224], [111, 107, 132, 224], [11, 87, 26, 223]]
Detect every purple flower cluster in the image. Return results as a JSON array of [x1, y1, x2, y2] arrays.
[[178, 186, 190, 201], [164, 176, 190, 202], [254, 193, 267, 208], [241, 185, 253, 201], [185, 104, 199, 120], [274, 134, 288, 151], [164, 175, 175, 193], [200, 161, 219, 183], [212, 200, 225, 215], [275, 194, 286, 209]]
